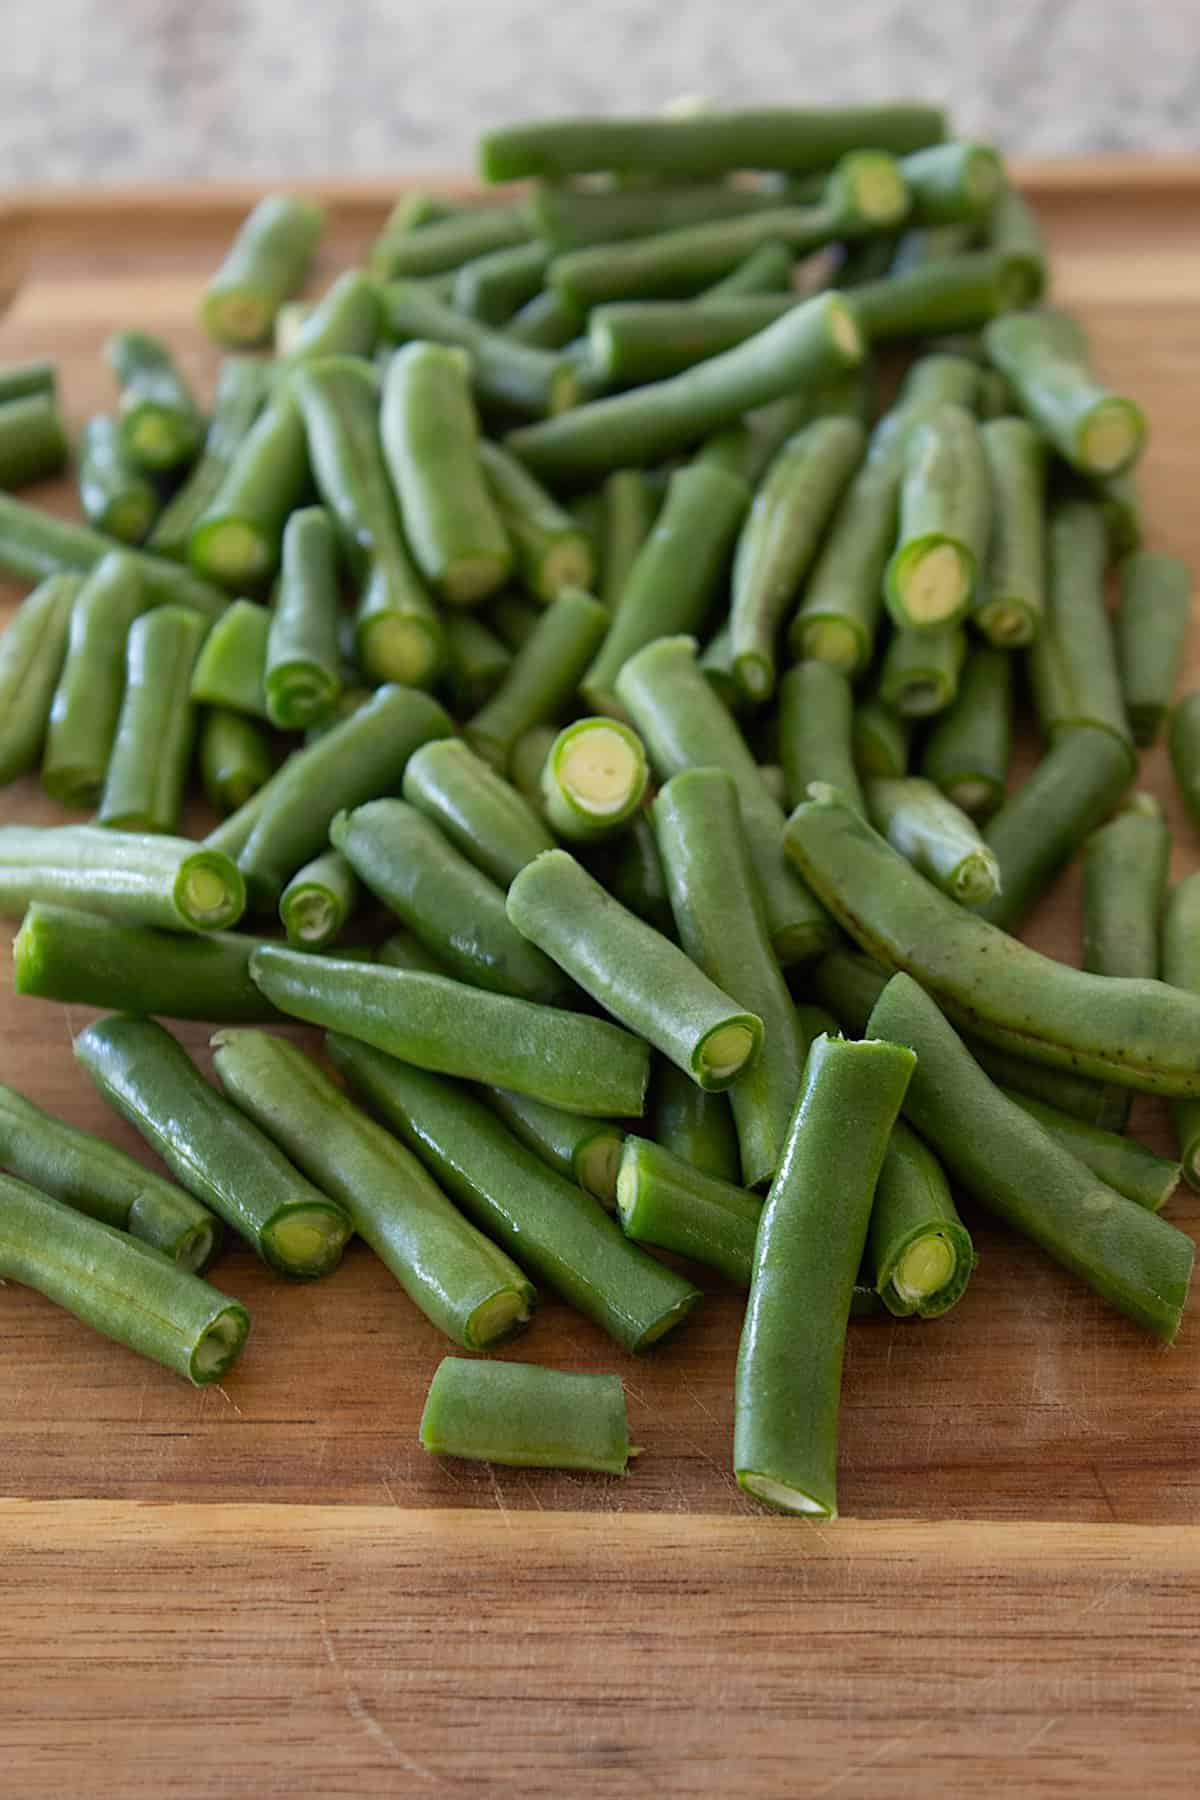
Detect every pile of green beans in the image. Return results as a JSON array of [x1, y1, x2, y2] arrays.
[[0, 104, 1194, 1504]]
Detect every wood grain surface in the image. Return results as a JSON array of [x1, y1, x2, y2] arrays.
[[1, 165, 1199, 1794]]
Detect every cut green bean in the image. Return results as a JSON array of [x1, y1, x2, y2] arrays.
[[778, 658, 864, 817], [0, 572, 80, 787], [212, 1031, 534, 1348], [1163, 874, 1200, 1190], [199, 709, 273, 816], [655, 768, 803, 1183], [328, 1036, 697, 1351], [402, 737, 553, 886], [420, 1358, 632, 1475], [983, 188, 1046, 303], [1170, 692, 1200, 834], [188, 390, 310, 591], [99, 605, 207, 833], [586, 296, 796, 385], [879, 621, 966, 717], [616, 1134, 762, 1287], [1003, 1090, 1179, 1213], [541, 718, 648, 842], [898, 350, 981, 411], [849, 251, 1031, 341], [190, 598, 270, 719], [1082, 794, 1169, 980], [278, 848, 358, 950], [867, 776, 1001, 905], [902, 141, 1005, 225], [506, 287, 585, 349], [454, 239, 551, 324], [651, 1057, 740, 1186], [1095, 468, 1143, 560], [703, 240, 794, 297], [531, 181, 800, 252], [1116, 552, 1192, 746], [370, 204, 528, 281], [201, 194, 324, 346], [383, 279, 580, 418], [486, 1088, 625, 1208], [508, 723, 558, 805], [866, 972, 1192, 1340], [920, 644, 1012, 818], [0, 359, 56, 405], [508, 848, 762, 1091], [441, 612, 512, 711], [866, 1119, 973, 1317], [885, 403, 988, 631], [477, 441, 594, 600], [852, 692, 911, 780], [787, 458, 901, 675], [281, 269, 382, 366], [785, 786, 1200, 1096], [465, 586, 609, 773], [507, 292, 863, 484], [984, 311, 1144, 476], [973, 417, 1045, 646], [606, 813, 676, 937], [598, 468, 656, 608], [264, 507, 342, 728], [105, 330, 203, 471], [0, 1172, 247, 1385], [616, 635, 834, 963], [236, 683, 452, 908], [735, 1032, 914, 1515], [76, 415, 158, 542], [149, 358, 269, 559], [0, 824, 244, 933], [43, 552, 152, 808], [1029, 500, 1133, 762]]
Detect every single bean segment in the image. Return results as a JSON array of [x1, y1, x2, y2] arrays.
[[778, 661, 864, 816], [478, 441, 594, 600], [105, 330, 203, 471], [974, 418, 1045, 646], [1002, 1089, 1180, 1213], [984, 310, 1144, 477], [885, 403, 989, 631], [465, 587, 609, 774], [0, 572, 80, 788], [149, 357, 269, 560], [279, 849, 359, 951], [616, 1134, 762, 1287], [866, 776, 1001, 905], [420, 1358, 633, 1476], [866, 1120, 974, 1318], [43, 551, 151, 809], [188, 390, 310, 592], [201, 193, 324, 347], [265, 506, 343, 729], [1116, 552, 1192, 746], [77, 415, 159, 543], [651, 1058, 740, 1185], [1081, 794, 1169, 980], [98, 605, 208, 834], [0, 824, 244, 934], [541, 718, 649, 842], [920, 645, 1011, 818], [402, 737, 554, 887], [1162, 873, 1200, 1193], [486, 1087, 625, 1209], [190, 599, 271, 719], [1029, 499, 1133, 764], [383, 279, 580, 419], [879, 621, 966, 718]]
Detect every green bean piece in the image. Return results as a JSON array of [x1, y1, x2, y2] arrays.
[[606, 812, 676, 936], [866, 1120, 974, 1317], [508, 849, 762, 1091], [333, 799, 568, 1003], [977, 366, 1016, 419], [480, 105, 946, 183], [41, 552, 148, 807], [1094, 468, 1143, 560], [901, 141, 1005, 225], [201, 194, 324, 347], [655, 768, 803, 1183], [616, 1134, 762, 1286], [419, 1357, 633, 1475], [0, 359, 56, 405], [189, 598, 270, 719], [879, 620, 966, 717], [0, 572, 80, 787], [12, 903, 285, 1022], [1170, 692, 1200, 834], [778, 659, 864, 816], [849, 251, 1031, 342], [383, 280, 580, 418], [236, 683, 452, 909], [703, 240, 795, 298], [585, 296, 792, 385], [540, 718, 648, 843], [370, 203, 527, 281], [852, 692, 911, 779], [105, 330, 203, 472], [1116, 552, 1192, 746], [985, 312, 1145, 476], [786, 787, 1200, 1096], [513, 293, 862, 484], [486, 1088, 625, 1209], [920, 645, 1012, 818], [199, 711, 272, 817], [597, 468, 656, 609], [328, 1036, 697, 1352], [1029, 500, 1133, 768], [375, 930, 444, 975], [866, 776, 1001, 905], [983, 188, 1046, 302], [477, 441, 594, 601], [867, 973, 1192, 1339], [263, 507, 342, 729], [280, 269, 382, 366], [582, 460, 749, 709], [897, 351, 982, 411], [508, 723, 558, 806], [1081, 794, 1169, 980], [75, 1013, 352, 1281], [441, 612, 512, 711], [149, 358, 269, 559], [0, 1172, 248, 1385], [506, 287, 585, 349], [1002, 1090, 1179, 1213], [402, 737, 553, 886], [0, 823, 244, 934], [616, 635, 835, 964], [453, 239, 550, 324], [530, 181, 800, 252], [885, 403, 989, 632], [735, 1032, 914, 1515], [292, 356, 443, 689], [0, 491, 228, 619], [465, 587, 609, 773], [788, 460, 900, 675], [834, 233, 902, 287], [277, 848, 358, 950], [1163, 874, 1200, 1190], [76, 415, 158, 543], [651, 1057, 740, 1185], [972, 417, 1046, 646], [211, 1031, 534, 1348], [98, 606, 207, 834], [189, 391, 309, 590]]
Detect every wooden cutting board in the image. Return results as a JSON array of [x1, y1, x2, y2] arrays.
[[2, 160, 1199, 1795]]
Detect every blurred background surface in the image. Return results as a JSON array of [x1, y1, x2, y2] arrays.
[[2, 0, 1198, 187]]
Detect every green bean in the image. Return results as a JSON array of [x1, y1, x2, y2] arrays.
[[453, 239, 550, 324], [585, 296, 794, 385], [1163, 874, 1200, 1190], [787, 461, 900, 675], [277, 848, 358, 950], [263, 507, 342, 728], [292, 356, 443, 688], [440, 612, 512, 711], [879, 621, 966, 717], [477, 441, 594, 601], [866, 775, 1000, 904], [1003, 1090, 1179, 1213], [1096, 468, 1143, 560], [616, 1134, 761, 1286], [1170, 692, 1200, 833], [777, 663, 861, 818], [40, 552, 151, 806], [977, 366, 1016, 419], [651, 1057, 740, 1185], [98, 606, 207, 834], [866, 1120, 974, 1317], [540, 718, 648, 843], [402, 737, 552, 886], [898, 351, 981, 411], [1028, 502, 1133, 767], [0, 493, 223, 622], [852, 692, 911, 780], [735, 1031, 914, 1515], [606, 812, 676, 937], [0, 823, 244, 934], [866, 972, 1192, 1339], [598, 468, 656, 608], [480, 106, 946, 183], [328, 1035, 696, 1350], [582, 460, 749, 709], [885, 403, 989, 631], [190, 598, 270, 719], [420, 1357, 633, 1474], [381, 343, 512, 605], [201, 194, 324, 347], [0, 572, 80, 787], [105, 330, 202, 471], [920, 645, 1012, 818], [76, 415, 158, 543], [188, 390, 310, 590], [149, 358, 269, 559], [486, 1087, 625, 1208], [530, 181, 793, 252], [280, 269, 382, 365], [383, 279, 580, 418], [616, 635, 835, 963], [1081, 794, 1169, 981], [13, 904, 282, 1022], [506, 287, 584, 349], [972, 417, 1046, 646], [786, 786, 1200, 1096], [985, 312, 1144, 476], [199, 710, 273, 816], [211, 1030, 534, 1348], [705, 240, 794, 298], [0, 359, 56, 405], [508, 723, 558, 805], [465, 587, 609, 773], [982, 188, 1046, 305], [507, 848, 761, 1090], [370, 203, 527, 281], [76, 1014, 351, 1279], [507, 293, 862, 484], [654, 768, 803, 1181], [0, 1172, 247, 1385], [902, 141, 1005, 225], [236, 683, 453, 909], [849, 251, 1030, 341], [1116, 552, 1192, 746]]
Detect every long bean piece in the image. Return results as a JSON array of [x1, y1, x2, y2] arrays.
[[188, 390, 310, 591], [920, 645, 1011, 818], [1081, 795, 1169, 980], [465, 587, 609, 773], [42, 551, 150, 808], [1029, 500, 1133, 763], [1002, 1090, 1179, 1213], [974, 417, 1045, 646], [149, 358, 269, 559], [616, 1135, 762, 1287], [98, 605, 207, 834], [984, 311, 1144, 477], [0, 491, 231, 620], [0, 825, 243, 933], [1116, 552, 1192, 746], [402, 737, 553, 886], [478, 440, 594, 600], [383, 280, 580, 419], [0, 572, 80, 787], [778, 661, 865, 815], [486, 1088, 625, 1209], [264, 507, 342, 729]]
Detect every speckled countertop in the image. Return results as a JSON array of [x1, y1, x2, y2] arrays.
[[1, 0, 1198, 186]]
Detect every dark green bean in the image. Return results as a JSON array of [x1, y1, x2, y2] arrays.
[[465, 587, 609, 773], [383, 279, 580, 418], [43, 552, 151, 808], [983, 188, 1046, 303], [974, 417, 1046, 646], [265, 506, 342, 729], [99, 605, 207, 833], [902, 141, 1005, 225], [454, 239, 551, 324], [852, 692, 911, 780], [1116, 552, 1192, 746], [0, 359, 56, 405], [441, 612, 512, 711], [1082, 794, 1169, 980], [1169, 692, 1200, 833], [885, 403, 989, 631], [866, 1120, 974, 1317], [598, 468, 656, 608], [849, 252, 1031, 341], [879, 621, 966, 717], [199, 709, 273, 816], [1029, 500, 1133, 761]]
